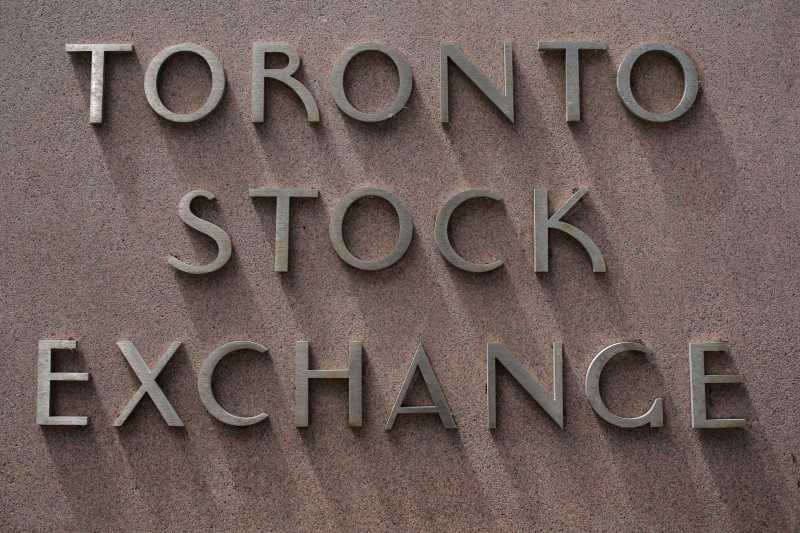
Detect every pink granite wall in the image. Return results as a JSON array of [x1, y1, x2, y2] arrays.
[[1, 1, 798, 530]]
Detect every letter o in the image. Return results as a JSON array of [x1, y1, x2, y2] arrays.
[[330, 43, 412, 122], [144, 43, 226, 122], [329, 187, 413, 270], [616, 42, 699, 123]]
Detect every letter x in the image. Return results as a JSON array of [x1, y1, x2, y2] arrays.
[[114, 341, 183, 427]]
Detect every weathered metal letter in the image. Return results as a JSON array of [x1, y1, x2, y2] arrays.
[[386, 344, 457, 430], [114, 341, 183, 427], [689, 342, 745, 429], [144, 43, 225, 122], [168, 189, 232, 274], [440, 42, 514, 123], [331, 42, 412, 122], [537, 41, 606, 122], [199, 341, 268, 426], [435, 190, 503, 272], [585, 342, 664, 428], [487, 342, 564, 428], [251, 43, 319, 123], [616, 42, 699, 123], [65, 43, 133, 123], [533, 188, 606, 272], [295, 341, 362, 427], [37, 340, 89, 426], [249, 188, 319, 272], [329, 187, 413, 270]]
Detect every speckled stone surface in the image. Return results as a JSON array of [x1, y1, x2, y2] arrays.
[[1, 1, 798, 531]]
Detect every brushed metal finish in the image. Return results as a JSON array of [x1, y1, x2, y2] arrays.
[[114, 341, 183, 427], [65, 43, 133, 124], [295, 341, 362, 427], [144, 43, 226, 123], [249, 188, 319, 272], [330, 42, 412, 122], [689, 342, 746, 429], [168, 189, 232, 274], [487, 342, 564, 428], [585, 342, 664, 428], [37, 340, 90, 426], [385, 344, 457, 430], [198, 341, 269, 426], [440, 42, 514, 123], [533, 188, 606, 273], [616, 42, 699, 123], [434, 190, 504, 272], [251, 42, 319, 123], [537, 41, 606, 122], [329, 187, 413, 270]]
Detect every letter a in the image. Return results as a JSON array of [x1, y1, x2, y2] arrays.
[[386, 344, 457, 430]]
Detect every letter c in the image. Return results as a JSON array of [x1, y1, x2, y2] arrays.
[[198, 341, 269, 426]]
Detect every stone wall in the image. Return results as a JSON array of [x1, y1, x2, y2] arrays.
[[1, 1, 798, 530]]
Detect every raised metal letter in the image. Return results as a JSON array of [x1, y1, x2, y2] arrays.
[[37, 340, 89, 426], [331, 42, 412, 122], [435, 190, 503, 272], [537, 41, 606, 122], [616, 42, 699, 123], [533, 188, 606, 273], [295, 341, 362, 427], [585, 342, 664, 428], [168, 189, 232, 274], [114, 341, 183, 427], [329, 187, 413, 270], [440, 42, 514, 123], [386, 344, 457, 430], [251, 43, 319, 123], [144, 43, 225, 122], [65, 44, 133, 123], [689, 342, 745, 429], [249, 188, 319, 272], [199, 341, 268, 426], [487, 342, 563, 428]]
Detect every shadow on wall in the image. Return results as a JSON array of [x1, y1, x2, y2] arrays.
[[41, 347, 132, 531], [61, 44, 793, 530]]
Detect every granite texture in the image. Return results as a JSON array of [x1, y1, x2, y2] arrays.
[[1, 0, 798, 531]]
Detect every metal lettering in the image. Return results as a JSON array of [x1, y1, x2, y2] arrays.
[[114, 341, 183, 427], [331, 42, 412, 122], [616, 42, 699, 123], [295, 341, 362, 427], [251, 43, 319, 123], [434, 190, 503, 272], [386, 344, 457, 430], [168, 189, 232, 274], [585, 342, 664, 428], [689, 342, 745, 429], [249, 188, 319, 272], [487, 342, 564, 428], [65, 43, 133, 123], [198, 341, 269, 426], [537, 41, 606, 122], [329, 187, 413, 270], [36, 340, 90, 426], [144, 43, 226, 122], [533, 188, 606, 273], [440, 42, 514, 123]]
